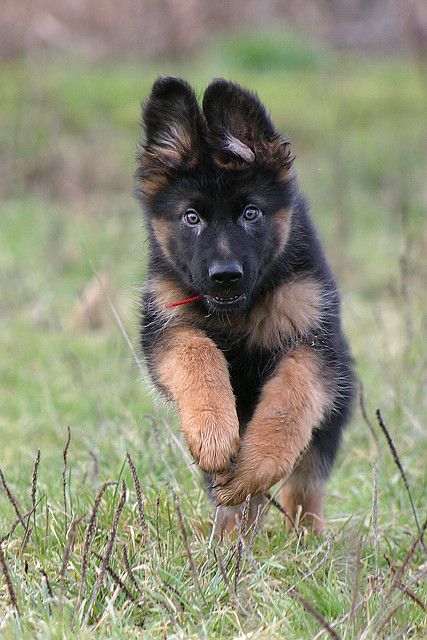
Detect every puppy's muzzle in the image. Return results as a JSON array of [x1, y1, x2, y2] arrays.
[[208, 260, 243, 286]]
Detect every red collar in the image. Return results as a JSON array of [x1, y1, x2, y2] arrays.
[[164, 294, 201, 309]]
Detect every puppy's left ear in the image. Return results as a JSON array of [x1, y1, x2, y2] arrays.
[[203, 79, 293, 174], [136, 77, 203, 198]]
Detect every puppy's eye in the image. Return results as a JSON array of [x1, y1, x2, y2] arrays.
[[183, 209, 201, 226], [242, 205, 262, 221]]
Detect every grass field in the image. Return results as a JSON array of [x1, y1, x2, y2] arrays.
[[0, 32, 426, 638]]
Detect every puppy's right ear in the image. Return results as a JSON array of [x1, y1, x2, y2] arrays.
[[136, 77, 203, 199], [203, 79, 294, 176]]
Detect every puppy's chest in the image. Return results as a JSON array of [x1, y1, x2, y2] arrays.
[[211, 334, 280, 429], [202, 275, 324, 353]]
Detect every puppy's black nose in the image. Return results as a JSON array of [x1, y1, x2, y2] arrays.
[[208, 260, 243, 285]]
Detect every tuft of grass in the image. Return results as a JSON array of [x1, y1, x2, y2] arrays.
[[77, 480, 117, 610], [84, 480, 127, 625], [1, 419, 425, 638]]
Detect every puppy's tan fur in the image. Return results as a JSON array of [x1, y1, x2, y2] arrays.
[[243, 277, 323, 349], [215, 346, 333, 505], [280, 480, 326, 534], [151, 219, 173, 262], [273, 207, 293, 259], [153, 327, 240, 472]]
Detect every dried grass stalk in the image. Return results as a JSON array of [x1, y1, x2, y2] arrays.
[[233, 535, 243, 595], [396, 581, 427, 612], [237, 523, 258, 573], [249, 504, 262, 552], [40, 567, 54, 598], [388, 516, 427, 595], [84, 480, 127, 623], [126, 452, 148, 542], [93, 551, 139, 605], [234, 495, 251, 593], [385, 557, 427, 612], [163, 581, 185, 612], [240, 494, 251, 534], [0, 497, 44, 545], [289, 587, 339, 640], [31, 449, 41, 530], [121, 543, 142, 595], [0, 468, 25, 528], [214, 546, 244, 611], [77, 480, 116, 605], [0, 517, 21, 545], [39, 568, 54, 614], [348, 536, 363, 625], [376, 603, 404, 636], [170, 484, 203, 603], [0, 542, 20, 617], [20, 521, 32, 554], [371, 461, 379, 577], [215, 546, 231, 591], [376, 409, 423, 544], [266, 491, 297, 532], [60, 513, 86, 581], [62, 426, 71, 531]]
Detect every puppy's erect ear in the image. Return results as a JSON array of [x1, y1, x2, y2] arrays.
[[136, 77, 203, 198], [203, 79, 294, 175]]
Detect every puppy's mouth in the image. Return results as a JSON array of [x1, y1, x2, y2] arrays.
[[204, 293, 246, 308]]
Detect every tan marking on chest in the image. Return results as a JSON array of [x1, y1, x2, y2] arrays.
[[245, 277, 323, 349]]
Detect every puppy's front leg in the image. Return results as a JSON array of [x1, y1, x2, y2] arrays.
[[215, 346, 332, 505], [154, 327, 240, 472]]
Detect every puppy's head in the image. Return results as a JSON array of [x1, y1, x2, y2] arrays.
[[136, 77, 295, 313]]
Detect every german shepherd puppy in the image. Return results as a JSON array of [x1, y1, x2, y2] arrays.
[[136, 77, 355, 534]]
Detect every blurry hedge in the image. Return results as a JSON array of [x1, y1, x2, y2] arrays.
[[1, 0, 423, 60]]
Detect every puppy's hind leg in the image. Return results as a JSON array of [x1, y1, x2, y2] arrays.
[[215, 494, 268, 540], [280, 478, 326, 534]]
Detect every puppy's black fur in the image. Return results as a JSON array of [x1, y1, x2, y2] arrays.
[[136, 77, 355, 531]]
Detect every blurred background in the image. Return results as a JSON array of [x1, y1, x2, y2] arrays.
[[1, 0, 426, 57], [1, 0, 426, 491]]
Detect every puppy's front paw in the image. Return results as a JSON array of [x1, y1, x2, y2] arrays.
[[214, 468, 251, 506], [214, 455, 282, 506], [181, 408, 240, 473]]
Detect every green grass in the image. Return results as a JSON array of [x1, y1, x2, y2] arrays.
[[0, 32, 426, 638]]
